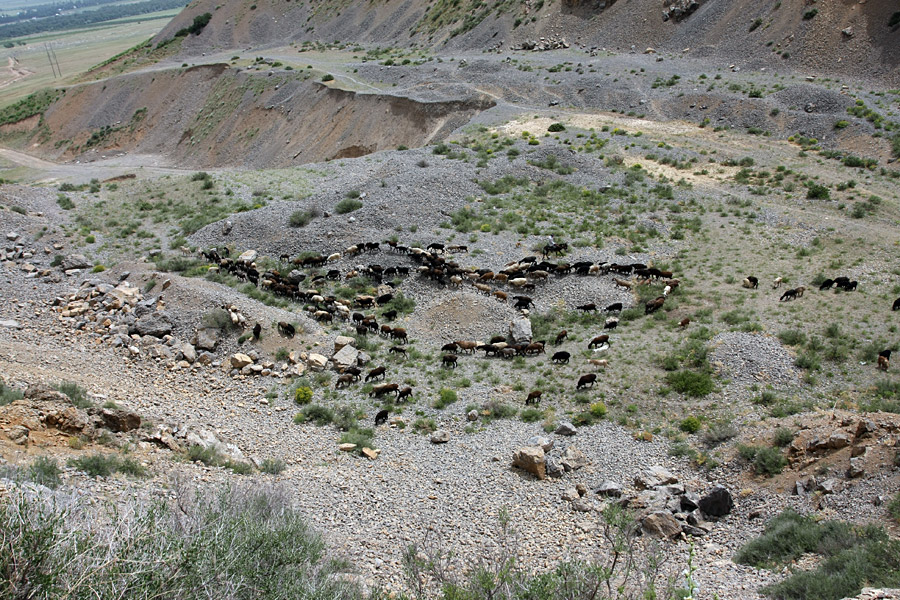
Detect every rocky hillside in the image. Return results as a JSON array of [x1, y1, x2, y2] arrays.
[[161, 0, 900, 86]]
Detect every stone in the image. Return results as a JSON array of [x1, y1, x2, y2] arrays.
[[334, 335, 355, 353], [827, 431, 851, 449], [561, 486, 580, 501], [512, 446, 546, 480], [509, 318, 533, 344], [133, 314, 173, 338], [635, 466, 678, 489], [642, 511, 682, 539], [545, 455, 562, 477], [6, 231, 19, 241], [841, 26, 853, 37], [181, 343, 197, 364], [430, 430, 450, 444], [4, 425, 29, 445], [44, 406, 93, 436], [555, 421, 577, 436], [290, 363, 307, 376], [525, 435, 554, 452], [238, 249, 257, 264], [817, 478, 839, 495], [559, 446, 588, 471], [62, 254, 91, 270], [850, 445, 866, 458], [197, 352, 215, 365], [185, 428, 245, 462], [332, 345, 359, 370], [361, 447, 378, 460], [571, 498, 594, 512], [307, 353, 328, 371], [0, 319, 21, 329], [576, 483, 587, 497], [680, 492, 701, 512], [94, 408, 141, 432], [194, 329, 218, 351], [339, 443, 357, 452], [595, 480, 623, 497], [699, 486, 734, 517], [855, 420, 876, 439], [681, 524, 707, 537], [847, 457, 865, 479], [24, 384, 69, 403], [230, 353, 254, 369], [467, 409, 479, 421]]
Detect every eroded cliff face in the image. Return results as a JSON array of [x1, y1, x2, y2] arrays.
[[23, 65, 494, 168]]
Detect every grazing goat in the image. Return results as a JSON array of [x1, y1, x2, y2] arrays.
[[277, 321, 296, 338], [589, 335, 609, 349], [780, 288, 801, 301], [772, 277, 783, 289], [456, 340, 479, 354], [613, 278, 634, 290], [513, 296, 535, 310], [442, 354, 458, 368], [877, 351, 890, 371], [370, 383, 399, 397], [397, 387, 413, 402], [893, 297, 900, 311], [576, 373, 597, 389], [365, 366, 386, 381], [252, 323, 261, 340], [576, 303, 597, 312], [588, 359, 608, 369], [441, 342, 459, 353], [374, 409, 390, 426], [819, 279, 834, 291], [555, 330, 568, 345], [335, 374, 355, 389], [836, 280, 857, 292], [742, 276, 759, 289], [604, 318, 619, 330], [679, 317, 690, 328], [551, 351, 570, 364], [525, 390, 542, 406], [388, 346, 407, 358], [645, 296, 665, 314], [605, 302, 623, 313]]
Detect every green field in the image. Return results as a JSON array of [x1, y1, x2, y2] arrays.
[[0, 8, 177, 108]]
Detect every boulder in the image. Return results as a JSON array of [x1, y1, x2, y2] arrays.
[[194, 328, 218, 351], [561, 486, 580, 501], [509, 318, 533, 344], [93, 408, 141, 432], [44, 406, 93, 436], [197, 351, 215, 365], [4, 425, 29, 445], [698, 485, 733, 517], [559, 446, 588, 472], [230, 353, 254, 369], [572, 497, 595, 512], [62, 254, 91, 270], [817, 478, 839, 495], [595, 480, 623, 497], [635, 466, 678, 489], [430, 430, 450, 444], [307, 353, 328, 371], [642, 511, 682, 539], [332, 345, 359, 371], [827, 431, 851, 449], [334, 336, 355, 353], [0, 319, 21, 329], [24, 384, 70, 404], [847, 457, 865, 479], [181, 343, 197, 364], [467, 409, 479, 421], [6, 231, 19, 241], [512, 446, 546, 480], [238, 249, 257, 264], [133, 314, 173, 338], [185, 428, 245, 462], [339, 443, 357, 452], [525, 435, 554, 452], [555, 421, 578, 436], [361, 447, 379, 460]]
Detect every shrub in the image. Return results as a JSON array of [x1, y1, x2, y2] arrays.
[[0, 383, 23, 406], [413, 417, 436, 434], [679, 416, 702, 434], [289, 209, 315, 227], [67, 454, 120, 478], [739, 445, 787, 476], [834, 120, 850, 129], [665, 370, 714, 397], [28, 456, 61, 488], [889, 492, 900, 524], [224, 460, 253, 475], [774, 427, 794, 447], [806, 182, 830, 200], [321, 73, 334, 82], [778, 329, 806, 347], [201, 308, 235, 331], [299, 404, 333, 425], [334, 198, 362, 214], [260, 458, 287, 475], [116, 457, 148, 477], [56, 195, 74, 210], [703, 420, 737, 446], [520, 408, 543, 422], [803, 8, 818, 19], [53, 381, 90, 408], [547, 122, 566, 132], [293, 387, 313, 405], [187, 444, 222, 466], [434, 388, 457, 409], [589, 402, 608, 419], [339, 427, 376, 452]]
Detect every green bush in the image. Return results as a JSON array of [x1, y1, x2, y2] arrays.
[[224, 460, 253, 475], [339, 427, 376, 452], [53, 381, 90, 408], [321, 74, 334, 82], [806, 182, 830, 200], [434, 388, 458, 409], [294, 387, 313, 405], [28, 456, 61, 488], [299, 404, 333, 426], [413, 417, 436, 434], [0, 383, 23, 406], [679, 416, 702, 434], [186, 444, 221, 466], [56, 194, 74, 210], [774, 427, 794, 447], [334, 198, 362, 214], [665, 370, 714, 397], [260, 458, 286, 475], [703, 420, 737, 446], [803, 8, 818, 19], [739, 445, 787, 475], [589, 402, 608, 419], [547, 122, 566, 132], [201, 308, 236, 331], [289, 209, 315, 227], [889, 492, 900, 524], [67, 454, 120, 478], [778, 329, 806, 347], [520, 408, 543, 422]]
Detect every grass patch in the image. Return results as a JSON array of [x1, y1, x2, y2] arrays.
[[665, 370, 714, 397], [0, 383, 23, 406], [67, 453, 146, 478], [53, 381, 91, 408], [434, 388, 458, 409]]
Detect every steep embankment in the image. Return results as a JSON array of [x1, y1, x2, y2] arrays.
[[159, 0, 900, 86], [25, 64, 493, 168]]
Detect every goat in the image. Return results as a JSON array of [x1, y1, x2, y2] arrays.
[[576, 303, 597, 312], [894, 297, 900, 311], [397, 387, 413, 402], [742, 276, 759, 289], [555, 330, 568, 345], [524, 342, 545, 356], [365, 366, 386, 381], [390, 328, 408, 343], [493, 290, 508, 302], [388, 346, 407, 358], [613, 278, 634, 290], [836, 280, 857, 291], [878, 354, 889, 371], [772, 277, 783, 289], [374, 409, 390, 426], [474, 283, 492, 295], [604, 318, 619, 330], [604, 302, 623, 313], [252, 323, 261, 340], [370, 383, 399, 397], [455, 340, 479, 354], [780, 288, 799, 301], [441, 342, 459, 353], [335, 374, 355, 389], [588, 335, 609, 349], [645, 296, 665, 314], [679, 317, 690, 328], [344, 367, 362, 381], [277, 321, 296, 338], [819, 279, 835, 291], [576, 373, 597, 389], [513, 296, 535, 310], [525, 390, 542, 406], [442, 354, 458, 368], [551, 351, 570, 364], [588, 359, 608, 369]]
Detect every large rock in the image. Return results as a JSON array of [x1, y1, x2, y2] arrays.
[[181, 343, 197, 364], [194, 328, 218, 351], [185, 428, 245, 462], [230, 353, 254, 369], [62, 254, 91, 270], [332, 345, 359, 371], [509, 318, 533, 344], [525, 435, 554, 452], [559, 446, 588, 472], [334, 336, 355, 353], [4, 425, 29, 445], [430, 430, 450, 444], [24, 384, 70, 403], [555, 421, 578, 436], [698, 485, 734, 517], [92, 407, 141, 432], [512, 446, 546, 480], [595, 480, 623, 497], [307, 353, 328, 371], [238, 249, 257, 264], [635, 466, 678, 489], [133, 314, 173, 338], [642, 511, 682, 539]]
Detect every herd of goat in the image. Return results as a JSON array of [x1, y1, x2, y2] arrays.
[[198, 239, 898, 407]]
